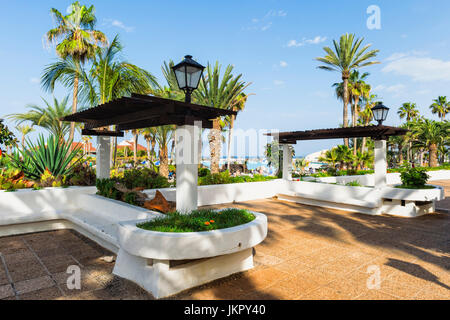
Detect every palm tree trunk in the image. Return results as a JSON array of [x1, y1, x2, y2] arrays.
[[146, 139, 151, 161], [352, 98, 359, 156], [398, 146, 403, 165], [160, 146, 169, 178], [68, 75, 79, 144], [209, 118, 222, 174], [227, 115, 235, 170], [342, 74, 349, 147], [133, 131, 138, 166], [151, 138, 156, 162], [429, 144, 438, 167]]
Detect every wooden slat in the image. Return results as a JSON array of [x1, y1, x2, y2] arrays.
[[81, 129, 124, 137]]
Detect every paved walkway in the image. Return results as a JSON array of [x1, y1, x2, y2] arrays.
[[1, 180, 449, 300], [0, 230, 151, 300]]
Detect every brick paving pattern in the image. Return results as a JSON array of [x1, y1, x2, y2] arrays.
[[0, 179, 449, 300]]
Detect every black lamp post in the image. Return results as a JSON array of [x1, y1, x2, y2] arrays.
[[372, 102, 390, 125], [172, 55, 205, 103]]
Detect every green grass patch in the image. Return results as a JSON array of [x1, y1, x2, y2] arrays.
[[137, 208, 255, 233], [394, 185, 436, 190]]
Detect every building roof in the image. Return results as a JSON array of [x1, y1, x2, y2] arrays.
[[72, 142, 96, 153], [61, 93, 237, 136], [265, 125, 408, 144]]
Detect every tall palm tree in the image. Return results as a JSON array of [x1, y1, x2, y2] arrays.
[[194, 62, 250, 173], [155, 125, 174, 178], [7, 96, 75, 140], [16, 125, 34, 150], [226, 92, 253, 170], [81, 135, 92, 155], [397, 102, 420, 122], [412, 119, 449, 167], [349, 71, 371, 155], [359, 94, 377, 153], [316, 33, 380, 146], [83, 35, 158, 165], [430, 96, 450, 121], [142, 127, 157, 163], [44, 1, 107, 143]]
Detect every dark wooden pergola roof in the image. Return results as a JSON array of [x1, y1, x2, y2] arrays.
[[61, 93, 236, 136], [265, 125, 408, 144]]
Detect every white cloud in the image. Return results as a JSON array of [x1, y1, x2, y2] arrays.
[[382, 56, 450, 82], [29, 77, 39, 84], [261, 22, 272, 31], [279, 61, 288, 67], [287, 36, 327, 47], [273, 80, 284, 86], [265, 10, 287, 17], [103, 19, 134, 32]]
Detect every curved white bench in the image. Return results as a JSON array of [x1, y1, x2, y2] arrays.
[[113, 211, 268, 299]]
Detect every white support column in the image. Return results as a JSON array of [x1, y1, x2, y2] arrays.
[[176, 122, 201, 213], [374, 139, 387, 188], [96, 136, 111, 179], [282, 144, 293, 181]]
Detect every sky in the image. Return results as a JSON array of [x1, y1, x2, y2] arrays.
[[1, 0, 449, 157]]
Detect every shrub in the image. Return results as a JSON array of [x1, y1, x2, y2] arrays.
[[198, 167, 210, 177], [67, 163, 96, 186], [345, 180, 362, 187], [400, 166, 430, 188], [96, 178, 122, 200], [122, 168, 169, 189]]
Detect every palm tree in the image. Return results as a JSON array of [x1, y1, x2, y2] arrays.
[[142, 127, 157, 163], [316, 33, 380, 146], [81, 135, 92, 155], [335, 145, 353, 170], [7, 96, 75, 139], [83, 35, 158, 165], [16, 125, 34, 150], [397, 102, 420, 122], [193, 62, 250, 173], [44, 1, 107, 143], [412, 119, 449, 167], [155, 125, 174, 178], [319, 148, 339, 168], [131, 129, 140, 166], [359, 94, 377, 153], [388, 135, 406, 166], [226, 92, 253, 170], [353, 150, 373, 170], [430, 96, 450, 121], [349, 71, 371, 155]]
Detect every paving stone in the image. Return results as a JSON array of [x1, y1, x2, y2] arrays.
[[0, 284, 14, 299], [15, 275, 55, 295]]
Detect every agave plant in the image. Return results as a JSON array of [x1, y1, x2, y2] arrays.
[[9, 135, 82, 180]]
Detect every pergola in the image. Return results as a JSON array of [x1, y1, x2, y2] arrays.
[[62, 93, 236, 212], [266, 125, 408, 188]]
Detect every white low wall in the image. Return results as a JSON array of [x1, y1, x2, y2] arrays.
[[304, 170, 450, 186], [144, 180, 287, 206]]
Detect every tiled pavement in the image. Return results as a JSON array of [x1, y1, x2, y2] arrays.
[[0, 180, 449, 300], [0, 230, 151, 300]]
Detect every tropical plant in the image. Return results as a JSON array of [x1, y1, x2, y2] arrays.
[[142, 127, 157, 162], [319, 148, 339, 168], [411, 119, 449, 167], [397, 102, 420, 122], [9, 135, 82, 180], [44, 1, 107, 142], [294, 158, 310, 174], [429, 96, 450, 121], [399, 165, 429, 188], [359, 94, 377, 153], [335, 145, 354, 170], [7, 96, 75, 140], [193, 62, 250, 173], [316, 33, 380, 146]]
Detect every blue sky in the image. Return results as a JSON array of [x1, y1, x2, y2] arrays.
[[1, 0, 450, 156]]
